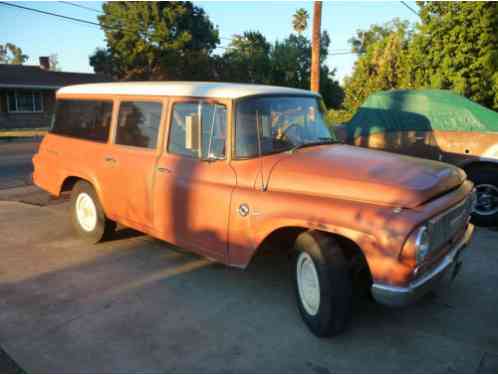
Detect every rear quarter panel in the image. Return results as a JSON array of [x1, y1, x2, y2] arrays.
[[33, 133, 112, 211], [335, 124, 498, 167], [433, 130, 498, 166]]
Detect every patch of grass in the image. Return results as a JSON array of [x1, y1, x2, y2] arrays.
[[0, 128, 48, 138]]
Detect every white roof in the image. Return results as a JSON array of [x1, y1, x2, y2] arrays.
[[57, 81, 319, 99]]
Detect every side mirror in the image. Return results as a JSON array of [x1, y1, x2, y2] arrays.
[[185, 114, 201, 157]]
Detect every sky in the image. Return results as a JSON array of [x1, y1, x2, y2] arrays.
[[0, 1, 419, 83]]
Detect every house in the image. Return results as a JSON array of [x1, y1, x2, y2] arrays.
[[0, 56, 112, 129]]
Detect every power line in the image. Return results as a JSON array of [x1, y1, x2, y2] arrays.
[[400, 1, 419, 17], [0, 1, 142, 34], [0, 1, 104, 28], [329, 51, 356, 56], [58, 1, 231, 42], [0, 1, 356, 55], [58, 1, 102, 14]]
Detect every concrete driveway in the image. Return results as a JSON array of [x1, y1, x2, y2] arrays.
[[0, 189, 497, 373]]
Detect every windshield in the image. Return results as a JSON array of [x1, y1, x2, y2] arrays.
[[235, 95, 336, 158]]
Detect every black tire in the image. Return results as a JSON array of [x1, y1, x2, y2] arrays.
[[70, 180, 116, 243], [466, 165, 498, 227], [293, 231, 352, 337]]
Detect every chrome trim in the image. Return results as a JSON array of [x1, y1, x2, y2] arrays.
[[415, 225, 429, 264], [428, 194, 472, 254], [371, 224, 474, 307], [0, 83, 62, 90]]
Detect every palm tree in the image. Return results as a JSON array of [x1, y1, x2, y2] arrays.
[[311, 1, 322, 92], [292, 8, 309, 34]]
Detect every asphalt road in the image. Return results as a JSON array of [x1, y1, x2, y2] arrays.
[[0, 187, 497, 373], [0, 141, 39, 189]]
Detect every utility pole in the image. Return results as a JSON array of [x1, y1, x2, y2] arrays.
[[311, 1, 322, 93]]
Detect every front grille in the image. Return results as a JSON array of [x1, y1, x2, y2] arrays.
[[428, 193, 473, 252]]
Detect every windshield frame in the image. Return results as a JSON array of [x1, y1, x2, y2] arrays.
[[231, 93, 335, 160]]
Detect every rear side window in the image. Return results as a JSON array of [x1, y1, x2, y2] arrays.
[[51, 100, 113, 142], [115, 101, 162, 149]]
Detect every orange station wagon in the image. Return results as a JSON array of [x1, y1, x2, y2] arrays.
[[33, 82, 475, 337]]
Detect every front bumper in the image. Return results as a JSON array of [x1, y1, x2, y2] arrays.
[[371, 223, 474, 307]]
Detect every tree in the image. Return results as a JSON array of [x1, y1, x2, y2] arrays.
[[270, 31, 343, 108], [49, 54, 60, 71], [89, 48, 121, 78], [90, 1, 219, 80], [348, 18, 410, 55], [271, 34, 312, 89], [292, 8, 309, 35], [222, 31, 271, 83], [339, 20, 412, 116], [409, 2, 498, 110], [0, 43, 29, 64], [311, 1, 322, 92]]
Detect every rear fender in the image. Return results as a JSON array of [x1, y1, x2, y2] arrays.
[[57, 171, 108, 214]]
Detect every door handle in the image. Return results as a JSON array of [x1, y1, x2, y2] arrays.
[[104, 156, 116, 163], [156, 167, 172, 173], [414, 136, 425, 141]]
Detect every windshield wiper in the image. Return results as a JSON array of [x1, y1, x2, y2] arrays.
[[290, 138, 342, 153]]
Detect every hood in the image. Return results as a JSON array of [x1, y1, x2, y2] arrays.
[[267, 145, 466, 208]]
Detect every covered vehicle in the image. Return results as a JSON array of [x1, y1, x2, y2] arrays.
[[336, 89, 498, 227]]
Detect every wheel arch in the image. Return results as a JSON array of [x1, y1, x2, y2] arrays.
[[58, 174, 109, 215], [461, 159, 498, 174], [248, 225, 372, 284], [60, 176, 81, 193]]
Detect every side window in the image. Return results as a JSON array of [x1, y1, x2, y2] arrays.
[[235, 102, 259, 158], [51, 100, 113, 142], [115, 101, 162, 149], [168, 102, 227, 159]]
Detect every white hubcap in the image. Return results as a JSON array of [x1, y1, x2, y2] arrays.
[[75, 192, 97, 232], [296, 252, 321, 316]]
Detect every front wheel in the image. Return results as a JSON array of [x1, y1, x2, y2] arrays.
[[466, 166, 498, 227], [70, 180, 116, 243], [293, 231, 352, 337]]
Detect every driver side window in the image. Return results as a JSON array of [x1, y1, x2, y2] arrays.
[[235, 98, 299, 159], [168, 101, 227, 159]]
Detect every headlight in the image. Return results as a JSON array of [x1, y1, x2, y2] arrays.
[[415, 226, 430, 264]]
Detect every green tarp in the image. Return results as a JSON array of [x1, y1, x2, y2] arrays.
[[346, 89, 498, 138]]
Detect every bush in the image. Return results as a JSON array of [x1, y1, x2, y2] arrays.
[[326, 109, 354, 126]]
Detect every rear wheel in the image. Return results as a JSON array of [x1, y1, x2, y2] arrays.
[[293, 231, 352, 337], [70, 180, 116, 243], [466, 165, 498, 227]]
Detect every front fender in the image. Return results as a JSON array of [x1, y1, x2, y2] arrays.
[[249, 210, 416, 286], [228, 188, 413, 285]]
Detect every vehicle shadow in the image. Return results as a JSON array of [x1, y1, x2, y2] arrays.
[[105, 226, 145, 242], [2, 221, 496, 373]]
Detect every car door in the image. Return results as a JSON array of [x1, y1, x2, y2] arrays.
[[100, 97, 166, 231], [153, 99, 236, 262]]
